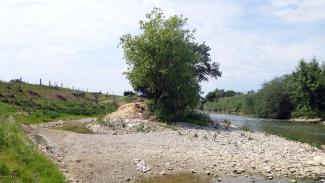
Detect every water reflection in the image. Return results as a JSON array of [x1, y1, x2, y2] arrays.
[[209, 113, 325, 147]]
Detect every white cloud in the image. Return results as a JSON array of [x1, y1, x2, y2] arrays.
[[0, 0, 241, 94], [269, 0, 325, 22], [0, 0, 324, 95]]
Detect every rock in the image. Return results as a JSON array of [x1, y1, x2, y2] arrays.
[[75, 159, 82, 164], [217, 178, 222, 182], [136, 160, 151, 173], [206, 171, 211, 175], [126, 177, 132, 181], [290, 179, 297, 183], [191, 169, 196, 174], [167, 167, 173, 170], [289, 168, 296, 173], [313, 156, 325, 166], [266, 176, 273, 180], [160, 171, 166, 175]]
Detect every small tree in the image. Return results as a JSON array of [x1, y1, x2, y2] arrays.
[[120, 8, 221, 121]]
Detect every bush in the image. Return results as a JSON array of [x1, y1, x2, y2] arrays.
[[123, 91, 135, 96], [184, 111, 211, 126], [292, 105, 317, 118]]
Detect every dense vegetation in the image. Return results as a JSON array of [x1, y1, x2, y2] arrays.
[[204, 58, 325, 119], [204, 89, 243, 103], [120, 8, 221, 122], [0, 104, 66, 182]]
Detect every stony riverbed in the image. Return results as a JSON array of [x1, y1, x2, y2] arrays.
[[26, 118, 325, 183]]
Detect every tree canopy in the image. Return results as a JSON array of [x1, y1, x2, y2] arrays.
[[291, 58, 325, 117], [204, 58, 325, 119], [120, 8, 221, 121]]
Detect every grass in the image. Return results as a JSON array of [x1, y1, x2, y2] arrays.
[[0, 116, 66, 183], [56, 125, 94, 134], [184, 111, 211, 126], [0, 81, 134, 124], [0, 81, 132, 182]]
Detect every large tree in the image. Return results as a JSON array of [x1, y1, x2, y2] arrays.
[[291, 58, 325, 117], [120, 8, 221, 120]]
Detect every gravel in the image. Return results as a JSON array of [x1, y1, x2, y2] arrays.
[[28, 119, 325, 183]]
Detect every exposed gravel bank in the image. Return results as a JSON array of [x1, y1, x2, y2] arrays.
[[28, 119, 325, 183]]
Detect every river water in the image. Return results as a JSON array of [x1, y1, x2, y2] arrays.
[[209, 113, 325, 147]]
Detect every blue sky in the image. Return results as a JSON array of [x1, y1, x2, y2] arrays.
[[1, 0, 325, 95]]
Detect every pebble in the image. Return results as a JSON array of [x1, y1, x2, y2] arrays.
[[126, 177, 132, 182]]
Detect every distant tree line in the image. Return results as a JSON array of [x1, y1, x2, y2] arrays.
[[204, 58, 325, 119], [204, 89, 243, 102]]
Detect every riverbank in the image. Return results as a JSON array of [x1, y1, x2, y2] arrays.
[[27, 118, 325, 183], [209, 113, 325, 148], [206, 110, 325, 124]]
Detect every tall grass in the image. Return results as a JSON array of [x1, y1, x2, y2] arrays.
[[0, 116, 66, 182]]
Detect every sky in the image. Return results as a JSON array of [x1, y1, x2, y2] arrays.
[[1, 0, 325, 95]]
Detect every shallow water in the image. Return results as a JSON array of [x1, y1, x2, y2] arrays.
[[136, 174, 321, 183], [56, 125, 94, 134], [209, 113, 325, 147]]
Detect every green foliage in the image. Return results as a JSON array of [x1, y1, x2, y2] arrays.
[[204, 89, 242, 102], [204, 95, 248, 114], [0, 162, 10, 176], [254, 76, 293, 119], [0, 117, 66, 182], [292, 105, 316, 118], [183, 111, 211, 126], [120, 8, 221, 121], [291, 58, 325, 118], [204, 58, 325, 119], [0, 81, 118, 124]]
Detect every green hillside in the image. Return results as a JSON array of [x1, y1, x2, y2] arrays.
[[0, 80, 129, 124], [0, 80, 135, 182]]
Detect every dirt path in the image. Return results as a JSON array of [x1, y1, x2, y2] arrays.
[[30, 123, 325, 183]]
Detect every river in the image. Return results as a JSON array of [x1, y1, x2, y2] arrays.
[[209, 113, 325, 147]]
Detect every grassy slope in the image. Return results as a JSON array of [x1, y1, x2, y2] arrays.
[[0, 104, 66, 182], [0, 81, 132, 182], [0, 81, 132, 124]]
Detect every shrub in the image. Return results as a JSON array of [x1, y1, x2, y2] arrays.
[[123, 91, 135, 96], [184, 111, 211, 126]]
